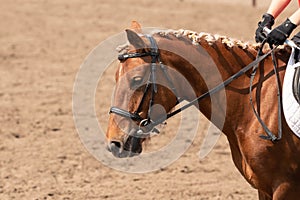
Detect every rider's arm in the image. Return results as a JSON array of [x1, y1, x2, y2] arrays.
[[267, 0, 291, 18], [289, 8, 300, 25]]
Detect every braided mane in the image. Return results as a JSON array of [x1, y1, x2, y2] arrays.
[[155, 29, 260, 50]]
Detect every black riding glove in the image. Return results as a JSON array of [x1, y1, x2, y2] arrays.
[[267, 18, 297, 46], [255, 13, 275, 43]]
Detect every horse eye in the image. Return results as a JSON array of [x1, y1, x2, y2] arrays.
[[130, 76, 143, 89]]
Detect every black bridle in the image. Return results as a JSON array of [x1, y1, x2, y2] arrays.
[[110, 35, 180, 134], [109, 34, 281, 141]]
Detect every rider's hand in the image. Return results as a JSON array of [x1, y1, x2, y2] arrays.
[[255, 13, 275, 43], [267, 18, 297, 46]]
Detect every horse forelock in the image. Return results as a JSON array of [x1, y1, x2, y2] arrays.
[[116, 42, 130, 54]]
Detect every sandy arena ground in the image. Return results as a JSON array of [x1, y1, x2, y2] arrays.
[[0, 0, 298, 199]]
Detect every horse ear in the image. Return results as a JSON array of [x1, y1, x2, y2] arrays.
[[125, 29, 146, 50], [130, 21, 142, 33]]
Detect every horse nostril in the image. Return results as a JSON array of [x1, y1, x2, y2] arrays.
[[110, 141, 121, 148], [108, 141, 123, 155]]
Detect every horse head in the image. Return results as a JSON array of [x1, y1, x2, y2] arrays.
[[106, 22, 179, 157]]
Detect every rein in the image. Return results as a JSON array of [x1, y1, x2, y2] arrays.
[[249, 41, 282, 141], [110, 34, 281, 140]]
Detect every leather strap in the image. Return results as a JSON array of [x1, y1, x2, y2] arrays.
[[249, 44, 282, 141]]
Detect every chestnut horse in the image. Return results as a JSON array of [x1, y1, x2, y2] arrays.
[[106, 22, 300, 199]]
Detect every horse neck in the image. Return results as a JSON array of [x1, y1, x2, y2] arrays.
[[155, 31, 286, 131]]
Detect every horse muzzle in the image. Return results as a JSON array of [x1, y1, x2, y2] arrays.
[[106, 129, 144, 158]]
